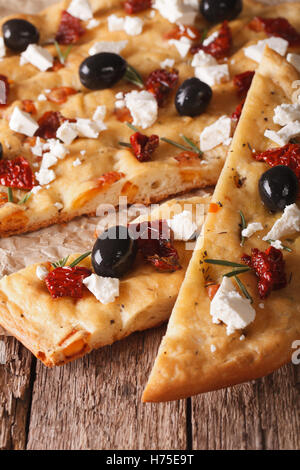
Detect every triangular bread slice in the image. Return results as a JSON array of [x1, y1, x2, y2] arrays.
[[0, 194, 210, 366], [143, 47, 300, 402]]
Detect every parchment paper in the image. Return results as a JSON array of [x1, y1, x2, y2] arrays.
[[0, 0, 295, 335]]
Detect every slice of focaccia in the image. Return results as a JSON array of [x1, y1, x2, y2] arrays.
[[143, 47, 300, 402], [0, 194, 211, 366], [0, 0, 299, 236]]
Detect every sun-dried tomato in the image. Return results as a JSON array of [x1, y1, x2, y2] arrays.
[[130, 220, 181, 272], [249, 16, 300, 46], [164, 24, 201, 41], [55, 10, 86, 45], [96, 171, 125, 189], [47, 87, 77, 104], [0, 191, 8, 205], [253, 144, 300, 181], [206, 283, 220, 300], [0, 156, 35, 190], [130, 132, 159, 162], [35, 111, 71, 139], [174, 151, 201, 165], [45, 266, 92, 299], [242, 246, 286, 299], [191, 21, 232, 59], [233, 71, 255, 96], [124, 0, 152, 14], [0, 75, 9, 107], [51, 58, 65, 72], [145, 68, 179, 107], [231, 99, 245, 122], [21, 100, 37, 115], [115, 106, 133, 123]]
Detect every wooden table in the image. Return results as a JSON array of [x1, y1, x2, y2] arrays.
[[0, 325, 299, 450]]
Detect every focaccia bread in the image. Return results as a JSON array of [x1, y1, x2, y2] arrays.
[[0, 194, 211, 366], [0, 0, 299, 236], [143, 47, 300, 402]]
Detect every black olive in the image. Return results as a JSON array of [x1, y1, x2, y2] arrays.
[[259, 165, 299, 212], [2, 19, 40, 52], [79, 53, 127, 90], [200, 0, 243, 23], [92, 226, 137, 278], [175, 78, 212, 117]]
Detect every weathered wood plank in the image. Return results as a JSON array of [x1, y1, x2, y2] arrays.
[[0, 337, 33, 450], [27, 326, 187, 450], [191, 364, 300, 450]]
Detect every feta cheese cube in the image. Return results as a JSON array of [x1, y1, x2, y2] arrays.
[[86, 18, 100, 30], [93, 105, 106, 122], [265, 121, 300, 146], [194, 64, 229, 87], [153, 0, 197, 25], [241, 222, 263, 238], [160, 58, 175, 68], [9, 106, 39, 137], [41, 152, 58, 169], [244, 37, 288, 63], [54, 202, 63, 210], [167, 210, 197, 241], [35, 168, 56, 186], [89, 40, 128, 56], [273, 103, 300, 126], [168, 37, 192, 58], [200, 115, 232, 152], [210, 276, 256, 336], [73, 158, 82, 167], [20, 44, 53, 72], [269, 239, 284, 250], [36, 265, 49, 280], [263, 203, 300, 240], [56, 122, 78, 145], [287, 53, 300, 73], [124, 16, 143, 36], [0, 37, 6, 58], [67, 0, 93, 21], [191, 50, 217, 67], [83, 274, 120, 304], [31, 185, 42, 194], [125, 90, 158, 129], [44, 139, 69, 159], [31, 137, 44, 156], [76, 119, 100, 138], [107, 14, 125, 31]]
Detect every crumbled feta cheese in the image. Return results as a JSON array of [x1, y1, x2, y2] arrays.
[[107, 14, 143, 36], [149, 10, 156, 18], [259, 303, 264, 309], [56, 121, 78, 145], [54, 202, 63, 210], [31, 185, 42, 194], [273, 103, 300, 126], [202, 31, 219, 47], [36, 265, 48, 280], [239, 335, 245, 341], [160, 58, 175, 68], [76, 119, 100, 138], [115, 98, 125, 109], [41, 152, 57, 169], [167, 210, 197, 241], [191, 50, 217, 67], [9, 106, 39, 137], [269, 239, 283, 250], [168, 37, 192, 58], [210, 344, 216, 353], [263, 203, 300, 240], [20, 44, 53, 72], [244, 37, 288, 63], [35, 168, 56, 186], [194, 64, 229, 87], [37, 93, 47, 101], [44, 139, 69, 159], [80, 150, 86, 156], [115, 92, 124, 100], [31, 137, 44, 156], [125, 90, 158, 129], [265, 121, 300, 146], [93, 105, 106, 122], [241, 222, 263, 238], [200, 116, 232, 152], [210, 276, 256, 336], [73, 158, 82, 167], [287, 53, 300, 73], [86, 18, 100, 29], [83, 274, 120, 304], [89, 40, 128, 56], [153, 0, 197, 25], [0, 37, 6, 58], [67, 0, 93, 21]]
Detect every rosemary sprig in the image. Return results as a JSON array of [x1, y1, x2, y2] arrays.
[[239, 210, 246, 246], [51, 256, 69, 269], [161, 137, 192, 152], [204, 259, 247, 268], [54, 41, 73, 65], [69, 251, 92, 268], [162, 136, 203, 156], [124, 64, 144, 88], [180, 135, 203, 156], [266, 239, 292, 253], [7, 188, 13, 203], [223, 267, 252, 278], [126, 122, 139, 133], [18, 192, 31, 205], [118, 141, 132, 148], [234, 275, 253, 303], [201, 28, 208, 43]]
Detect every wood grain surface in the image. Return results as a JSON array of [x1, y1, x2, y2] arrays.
[[0, 0, 299, 451]]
